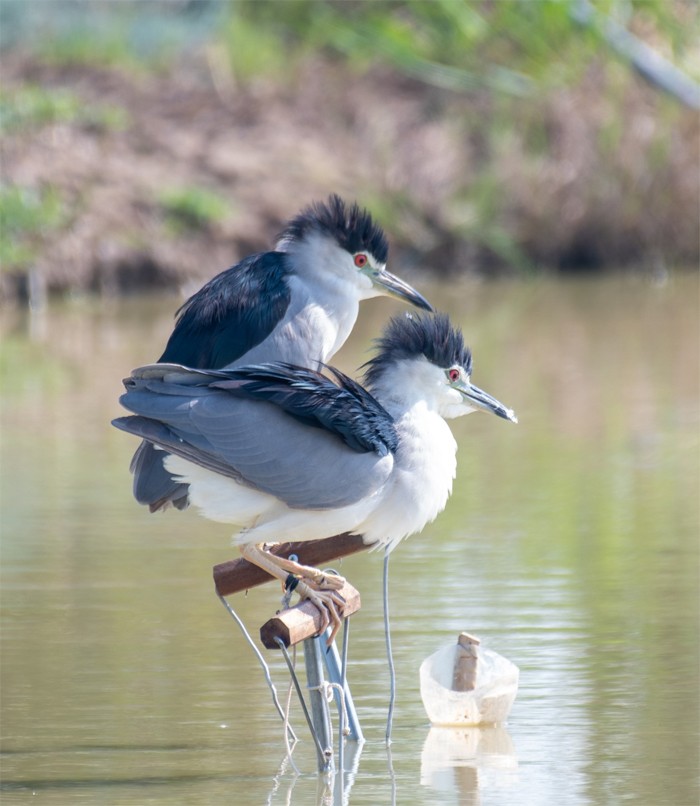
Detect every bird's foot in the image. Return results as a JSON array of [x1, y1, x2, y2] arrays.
[[289, 577, 346, 645], [240, 542, 347, 643], [267, 549, 346, 592], [303, 567, 346, 591]]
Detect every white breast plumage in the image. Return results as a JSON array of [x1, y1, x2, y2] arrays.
[[360, 407, 457, 551]]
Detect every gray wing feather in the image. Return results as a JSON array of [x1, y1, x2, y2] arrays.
[[130, 440, 188, 510], [117, 367, 394, 510]]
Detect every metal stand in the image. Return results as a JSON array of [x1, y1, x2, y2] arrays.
[[323, 622, 363, 742], [213, 535, 369, 774], [304, 636, 334, 772]]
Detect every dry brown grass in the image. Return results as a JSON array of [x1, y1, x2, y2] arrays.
[[1, 51, 697, 302]]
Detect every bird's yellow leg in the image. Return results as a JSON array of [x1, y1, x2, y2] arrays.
[[240, 542, 346, 640], [262, 545, 346, 591]]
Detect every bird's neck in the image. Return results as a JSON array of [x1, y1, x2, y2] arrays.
[[362, 387, 458, 551], [281, 275, 359, 362], [369, 361, 446, 419], [281, 236, 368, 362], [370, 369, 458, 485]]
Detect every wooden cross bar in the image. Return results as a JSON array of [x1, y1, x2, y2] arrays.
[[212, 533, 372, 648], [212, 532, 371, 596], [259, 581, 361, 648]]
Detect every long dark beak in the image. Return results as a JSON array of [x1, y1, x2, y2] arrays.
[[459, 380, 518, 423], [373, 268, 434, 311]]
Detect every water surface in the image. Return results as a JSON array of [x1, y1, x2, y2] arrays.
[[1, 273, 698, 804]]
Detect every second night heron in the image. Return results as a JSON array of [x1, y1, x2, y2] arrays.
[[132, 195, 432, 511], [113, 313, 517, 638]]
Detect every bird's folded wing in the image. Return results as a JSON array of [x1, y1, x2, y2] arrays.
[[129, 439, 188, 509], [209, 363, 398, 456], [114, 367, 395, 510], [158, 252, 292, 368]]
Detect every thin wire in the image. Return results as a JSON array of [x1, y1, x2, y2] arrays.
[[275, 637, 327, 764], [267, 727, 300, 806], [217, 593, 297, 743], [324, 681, 347, 775], [280, 646, 301, 776], [383, 548, 396, 745]]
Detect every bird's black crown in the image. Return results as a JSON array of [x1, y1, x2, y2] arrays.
[[277, 194, 389, 264], [363, 312, 472, 387]]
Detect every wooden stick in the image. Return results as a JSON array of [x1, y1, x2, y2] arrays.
[[260, 581, 361, 649], [213, 533, 371, 596]]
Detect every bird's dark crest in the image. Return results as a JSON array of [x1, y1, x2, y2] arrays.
[[363, 312, 472, 388], [277, 194, 389, 264]]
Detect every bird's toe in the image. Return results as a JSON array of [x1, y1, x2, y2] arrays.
[[308, 570, 346, 591]]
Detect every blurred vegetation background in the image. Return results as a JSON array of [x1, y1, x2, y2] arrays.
[[0, 0, 698, 303]]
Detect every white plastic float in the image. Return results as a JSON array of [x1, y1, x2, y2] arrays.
[[419, 632, 519, 726]]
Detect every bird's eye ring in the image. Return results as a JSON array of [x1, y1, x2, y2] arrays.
[[448, 368, 460, 382], [354, 253, 368, 268]]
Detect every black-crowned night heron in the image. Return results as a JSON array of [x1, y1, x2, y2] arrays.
[[131, 195, 432, 512], [113, 313, 517, 639]]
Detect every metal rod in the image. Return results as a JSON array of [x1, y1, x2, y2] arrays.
[[304, 636, 334, 773], [383, 549, 396, 746], [275, 637, 326, 764], [322, 620, 363, 742], [334, 681, 345, 800]]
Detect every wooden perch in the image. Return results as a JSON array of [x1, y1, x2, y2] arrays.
[[213, 532, 371, 596], [260, 581, 361, 649]]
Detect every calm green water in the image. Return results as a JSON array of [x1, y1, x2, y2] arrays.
[[1, 273, 698, 805]]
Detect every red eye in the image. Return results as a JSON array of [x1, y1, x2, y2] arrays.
[[354, 253, 368, 268], [448, 368, 460, 382]]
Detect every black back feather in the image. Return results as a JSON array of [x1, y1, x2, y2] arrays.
[[159, 252, 291, 368], [211, 363, 398, 456], [277, 194, 389, 264]]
